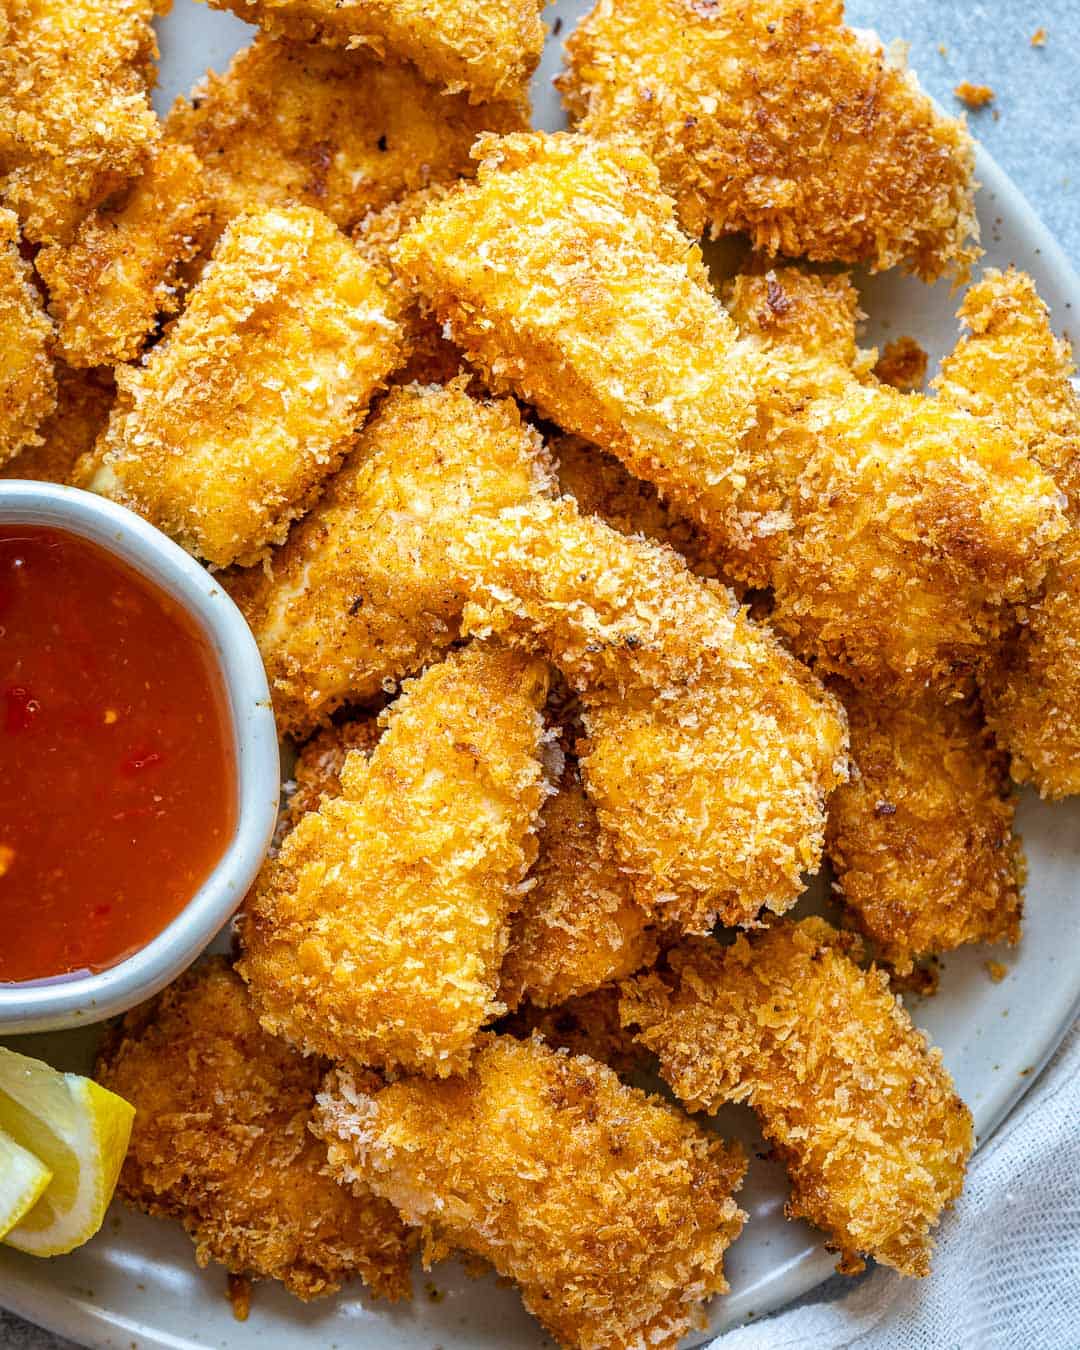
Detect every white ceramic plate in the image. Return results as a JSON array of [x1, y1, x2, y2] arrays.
[[4, 2, 1080, 1346]]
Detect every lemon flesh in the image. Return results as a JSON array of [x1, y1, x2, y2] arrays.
[[0, 1127, 52, 1240], [0, 1046, 134, 1256]]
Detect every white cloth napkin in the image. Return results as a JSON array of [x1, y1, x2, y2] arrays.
[[712, 1020, 1080, 1350]]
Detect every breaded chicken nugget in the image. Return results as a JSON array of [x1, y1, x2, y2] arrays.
[[553, 434, 723, 581], [500, 759, 658, 1009], [936, 269, 1080, 796], [0, 0, 161, 244], [826, 684, 1022, 973], [238, 642, 550, 1075], [166, 36, 526, 242], [452, 495, 849, 932], [95, 958, 412, 1301], [75, 206, 401, 567], [201, 0, 546, 106], [285, 715, 382, 828], [395, 132, 758, 536], [621, 921, 974, 1277], [722, 266, 1069, 689], [315, 1035, 746, 1350], [559, 0, 978, 281], [0, 208, 55, 462], [501, 985, 653, 1077], [353, 187, 471, 388], [36, 142, 211, 368], [227, 381, 552, 735], [0, 363, 113, 483]]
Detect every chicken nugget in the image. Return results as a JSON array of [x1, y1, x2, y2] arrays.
[[36, 142, 211, 368], [1, 363, 113, 483], [395, 131, 758, 537], [285, 715, 382, 828], [201, 0, 545, 106], [501, 985, 652, 1077], [936, 268, 1080, 796], [238, 642, 550, 1075], [314, 1034, 746, 1350], [95, 958, 412, 1301], [75, 206, 401, 567], [227, 381, 552, 735], [166, 36, 526, 242], [722, 266, 1069, 689], [559, 0, 978, 282], [826, 684, 1022, 973], [452, 495, 849, 932], [500, 759, 658, 1009], [0, 0, 161, 245], [0, 207, 55, 463], [553, 434, 723, 580], [621, 920, 973, 1277]]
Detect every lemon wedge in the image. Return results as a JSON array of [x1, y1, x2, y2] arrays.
[[0, 1127, 52, 1240], [0, 1046, 134, 1256]]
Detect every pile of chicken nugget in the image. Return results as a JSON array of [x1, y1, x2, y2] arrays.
[[4, 0, 1079, 1345]]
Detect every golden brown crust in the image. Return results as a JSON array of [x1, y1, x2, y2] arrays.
[[203, 0, 545, 106], [560, 0, 978, 281], [75, 206, 402, 568], [0, 0, 162, 245], [315, 1035, 747, 1350], [501, 985, 652, 1076], [0, 207, 55, 462], [166, 35, 526, 241], [936, 268, 1080, 795], [37, 142, 211, 367], [826, 684, 1023, 973], [452, 494, 849, 932], [395, 131, 758, 537], [873, 336, 930, 392], [286, 716, 383, 828], [238, 642, 550, 1075], [95, 958, 412, 1302], [500, 759, 658, 1009], [0, 362, 113, 483], [621, 921, 974, 1277], [226, 381, 553, 735]]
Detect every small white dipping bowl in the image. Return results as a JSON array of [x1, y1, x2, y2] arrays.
[[0, 482, 279, 1034]]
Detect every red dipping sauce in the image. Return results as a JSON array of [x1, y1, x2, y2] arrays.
[[0, 525, 236, 983]]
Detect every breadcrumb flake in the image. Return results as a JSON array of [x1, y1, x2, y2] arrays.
[[0, 207, 55, 463]]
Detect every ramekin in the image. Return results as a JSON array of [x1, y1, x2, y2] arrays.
[[0, 482, 279, 1033]]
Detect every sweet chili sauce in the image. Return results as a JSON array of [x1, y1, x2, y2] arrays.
[[0, 525, 236, 983]]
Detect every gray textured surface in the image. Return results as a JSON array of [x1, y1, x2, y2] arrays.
[[3, 1, 1077, 1347]]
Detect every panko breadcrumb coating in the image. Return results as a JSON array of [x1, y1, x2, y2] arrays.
[[95, 958, 412, 1302], [501, 985, 652, 1077], [285, 715, 382, 829], [315, 1035, 747, 1350], [500, 759, 658, 1010], [166, 36, 526, 242], [874, 336, 930, 392], [826, 684, 1023, 973], [0, 363, 113, 483], [0, 0, 162, 245], [75, 206, 401, 567], [936, 268, 1080, 796], [721, 265, 1069, 689], [559, 0, 978, 282], [395, 131, 759, 538], [227, 381, 552, 735], [36, 142, 211, 367], [353, 187, 472, 389], [622, 921, 974, 1277], [238, 642, 550, 1075], [554, 434, 723, 581], [0, 207, 55, 463], [202, 0, 546, 106], [453, 495, 849, 932]]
